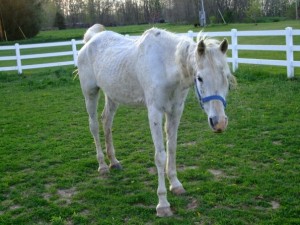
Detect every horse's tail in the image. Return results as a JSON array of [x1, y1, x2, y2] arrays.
[[83, 24, 105, 43]]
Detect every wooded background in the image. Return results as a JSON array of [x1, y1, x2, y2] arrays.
[[43, 0, 298, 27], [0, 0, 299, 41]]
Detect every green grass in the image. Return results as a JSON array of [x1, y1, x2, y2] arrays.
[[0, 21, 300, 224], [1, 67, 300, 225]]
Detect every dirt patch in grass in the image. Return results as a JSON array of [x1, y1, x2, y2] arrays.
[[134, 203, 155, 209], [9, 205, 21, 210], [187, 197, 198, 211], [208, 169, 225, 179], [179, 141, 197, 147], [42, 185, 78, 205], [271, 201, 280, 209], [42, 193, 52, 201], [80, 209, 90, 216], [20, 168, 35, 175], [43, 183, 55, 201], [208, 169, 224, 176], [145, 222, 154, 225], [57, 187, 77, 205], [208, 169, 237, 180], [147, 167, 156, 175], [178, 165, 198, 172], [272, 141, 282, 146], [254, 195, 280, 211]]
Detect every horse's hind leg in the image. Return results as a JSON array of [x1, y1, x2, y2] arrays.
[[84, 87, 109, 174], [101, 95, 122, 170]]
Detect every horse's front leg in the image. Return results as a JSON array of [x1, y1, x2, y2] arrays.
[[165, 108, 186, 195], [148, 106, 173, 217]]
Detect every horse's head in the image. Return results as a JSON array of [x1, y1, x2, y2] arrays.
[[193, 38, 236, 133]]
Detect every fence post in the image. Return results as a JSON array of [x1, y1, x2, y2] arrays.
[[15, 43, 22, 74], [285, 27, 294, 78], [231, 29, 238, 72], [188, 30, 194, 40], [71, 39, 78, 67]]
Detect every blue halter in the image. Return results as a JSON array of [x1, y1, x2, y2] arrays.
[[194, 79, 227, 109]]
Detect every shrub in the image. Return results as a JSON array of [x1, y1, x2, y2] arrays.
[[0, 0, 43, 41]]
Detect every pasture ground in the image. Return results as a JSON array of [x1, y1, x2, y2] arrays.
[[1, 21, 300, 224]]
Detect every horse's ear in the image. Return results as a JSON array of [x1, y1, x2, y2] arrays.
[[220, 39, 228, 54], [197, 40, 205, 56]]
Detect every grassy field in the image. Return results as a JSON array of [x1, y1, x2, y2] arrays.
[[0, 21, 300, 224]]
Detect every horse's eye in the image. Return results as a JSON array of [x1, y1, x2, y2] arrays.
[[197, 77, 203, 83]]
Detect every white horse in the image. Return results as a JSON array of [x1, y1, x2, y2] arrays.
[[77, 24, 236, 217]]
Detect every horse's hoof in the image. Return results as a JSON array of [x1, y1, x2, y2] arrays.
[[156, 206, 173, 217], [98, 166, 110, 175], [171, 186, 186, 195], [110, 163, 123, 170]]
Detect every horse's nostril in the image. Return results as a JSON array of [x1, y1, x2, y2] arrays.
[[209, 117, 214, 127], [209, 117, 217, 127]]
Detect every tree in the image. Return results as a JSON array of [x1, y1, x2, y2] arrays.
[[41, 0, 57, 29], [0, 0, 43, 41], [54, 11, 66, 29], [87, 0, 96, 24], [246, 0, 261, 23], [149, 0, 162, 23], [297, 0, 299, 19]]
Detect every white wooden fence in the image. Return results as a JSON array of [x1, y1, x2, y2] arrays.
[[0, 27, 299, 78]]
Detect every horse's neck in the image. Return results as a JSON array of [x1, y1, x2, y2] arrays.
[[138, 29, 195, 88]]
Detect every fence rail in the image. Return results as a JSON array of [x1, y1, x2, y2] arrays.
[[0, 27, 299, 78]]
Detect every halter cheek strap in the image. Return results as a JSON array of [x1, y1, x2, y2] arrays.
[[194, 79, 227, 109]]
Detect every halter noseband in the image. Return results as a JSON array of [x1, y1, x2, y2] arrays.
[[194, 79, 227, 109]]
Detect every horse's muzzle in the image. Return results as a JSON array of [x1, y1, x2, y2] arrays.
[[209, 116, 228, 133]]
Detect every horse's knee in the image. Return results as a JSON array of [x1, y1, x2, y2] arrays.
[[89, 118, 99, 137], [155, 151, 167, 168]]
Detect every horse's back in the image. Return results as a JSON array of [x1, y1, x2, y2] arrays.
[[79, 28, 179, 78], [80, 31, 134, 61], [78, 28, 184, 106], [78, 31, 147, 105]]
